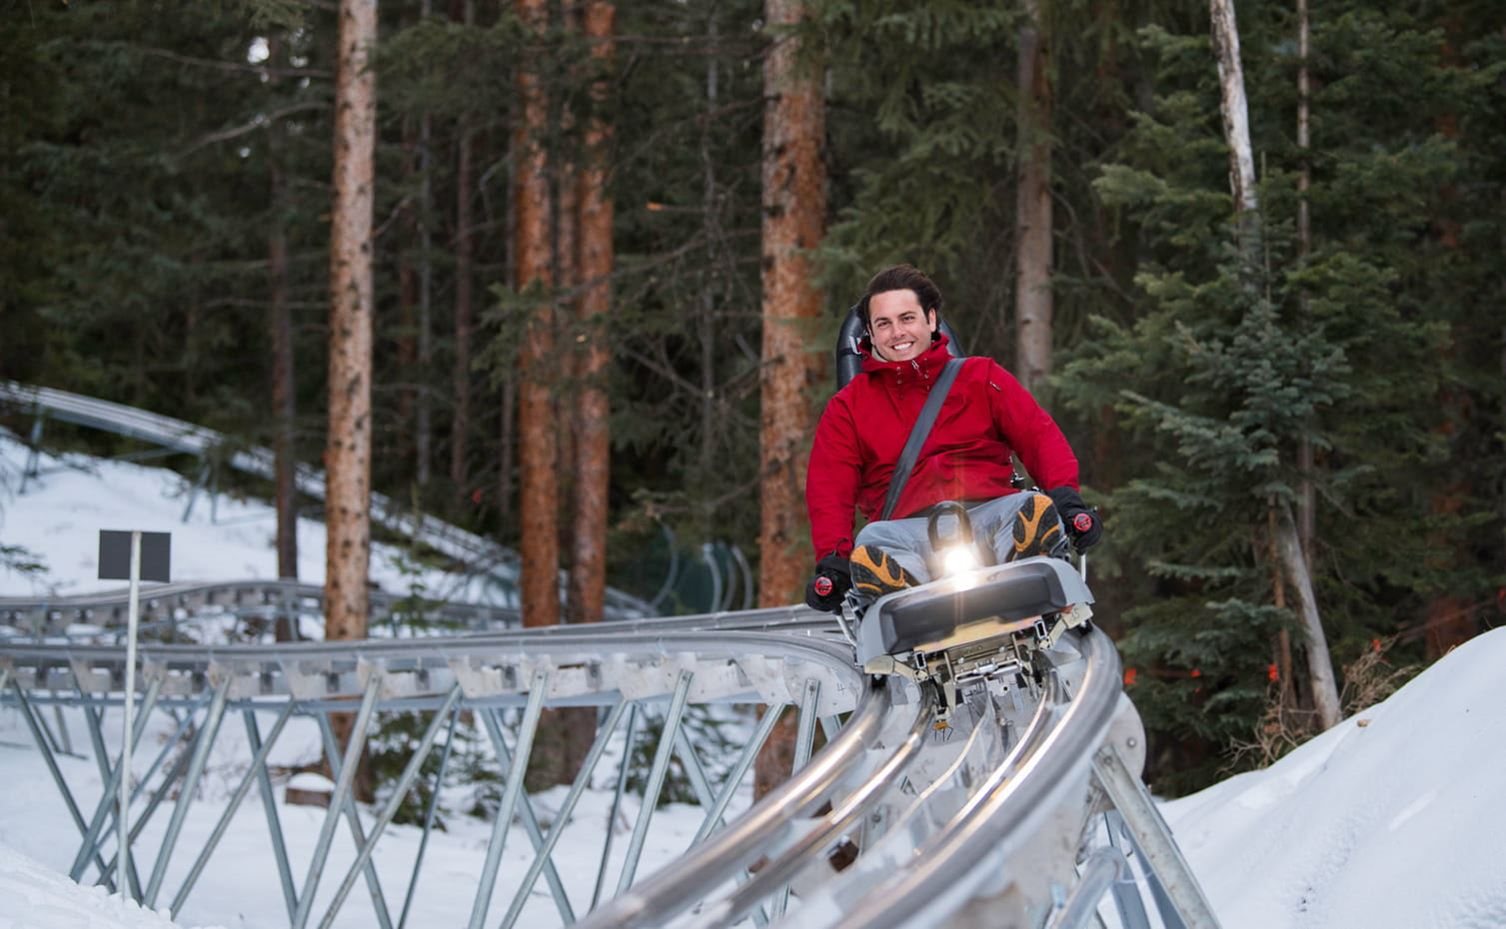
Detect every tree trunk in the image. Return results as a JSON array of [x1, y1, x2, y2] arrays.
[[1208, 0, 1261, 263], [1296, 0, 1314, 568], [570, 0, 615, 629], [1288, 0, 1313, 704], [1211, 0, 1338, 731], [397, 122, 419, 492], [415, 0, 434, 490], [267, 33, 299, 612], [450, 123, 475, 501], [526, 0, 616, 794], [326, 0, 378, 799], [1422, 26, 1474, 659], [1266, 503, 1294, 707], [555, 50, 580, 575], [270, 220, 297, 586], [515, 0, 559, 631], [698, 12, 721, 506], [499, 372, 515, 530], [755, 0, 827, 799], [407, 32, 436, 493], [449, 0, 476, 503], [1013, 0, 1054, 392], [756, 0, 826, 610], [1272, 501, 1341, 728]]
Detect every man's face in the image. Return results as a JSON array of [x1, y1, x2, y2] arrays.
[[868, 289, 936, 363]]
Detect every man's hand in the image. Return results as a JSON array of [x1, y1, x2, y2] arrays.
[[804, 554, 852, 613], [1047, 487, 1103, 552]]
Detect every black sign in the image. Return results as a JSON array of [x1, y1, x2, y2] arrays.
[[98, 531, 172, 583]]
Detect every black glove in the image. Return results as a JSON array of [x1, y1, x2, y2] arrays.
[[804, 553, 852, 613], [1047, 487, 1103, 552]]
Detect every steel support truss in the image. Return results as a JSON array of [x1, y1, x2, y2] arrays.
[[1, 609, 1219, 929]]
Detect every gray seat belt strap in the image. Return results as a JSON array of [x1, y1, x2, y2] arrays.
[[880, 357, 966, 521]]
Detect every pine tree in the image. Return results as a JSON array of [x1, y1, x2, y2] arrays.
[[1059, 2, 1490, 790], [514, 0, 560, 631], [592, 0, 769, 572], [569, 0, 616, 628], [1014, 0, 1055, 391], [324, 0, 380, 801]]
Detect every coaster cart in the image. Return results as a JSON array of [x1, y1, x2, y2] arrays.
[[836, 501, 1096, 724]]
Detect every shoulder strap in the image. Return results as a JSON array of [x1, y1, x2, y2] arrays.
[[881, 357, 966, 521]]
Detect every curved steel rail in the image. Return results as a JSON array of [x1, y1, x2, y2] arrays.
[[0, 577, 523, 641], [0, 379, 653, 618], [826, 631, 1121, 929], [0, 602, 1216, 929]]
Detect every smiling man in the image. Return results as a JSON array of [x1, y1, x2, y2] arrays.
[[802, 264, 1102, 612]]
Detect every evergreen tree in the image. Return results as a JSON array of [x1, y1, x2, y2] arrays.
[[814, 0, 1155, 373], [1060, 1, 1498, 791], [591, 0, 770, 570], [2, 2, 322, 429], [817, 1, 1023, 353]]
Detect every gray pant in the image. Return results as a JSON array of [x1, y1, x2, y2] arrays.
[[853, 493, 1064, 589]]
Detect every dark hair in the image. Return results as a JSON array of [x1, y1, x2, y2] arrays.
[[857, 264, 944, 330]]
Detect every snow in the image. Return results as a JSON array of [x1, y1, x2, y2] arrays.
[[1161, 629, 1506, 929], [285, 771, 335, 792], [0, 690, 732, 929], [0, 842, 194, 929], [4, 429, 1506, 928], [0, 431, 499, 607]]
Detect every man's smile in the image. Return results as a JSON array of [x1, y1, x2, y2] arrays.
[[867, 288, 935, 363]]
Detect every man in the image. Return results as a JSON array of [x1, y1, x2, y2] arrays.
[[803, 264, 1102, 612]]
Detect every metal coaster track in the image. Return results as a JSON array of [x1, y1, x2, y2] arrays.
[[0, 379, 653, 619], [0, 601, 1219, 929], [1, 577, 523, 641], [0, 383, 1219, 927]]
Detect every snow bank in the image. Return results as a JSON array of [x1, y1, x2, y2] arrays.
[[1166, 627, 1506, 929], [0, 842, 225, 929]]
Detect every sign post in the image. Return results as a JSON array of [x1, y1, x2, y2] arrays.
[[98, 529, 170, 900]]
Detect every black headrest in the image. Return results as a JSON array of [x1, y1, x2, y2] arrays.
[[834, 304, 965, 390]]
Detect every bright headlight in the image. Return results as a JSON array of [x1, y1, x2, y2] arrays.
[[940, 544, 979, 577]]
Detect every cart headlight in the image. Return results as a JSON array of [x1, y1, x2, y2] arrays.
[[927, 501, 982, 588], [940, 543, 980, 576]]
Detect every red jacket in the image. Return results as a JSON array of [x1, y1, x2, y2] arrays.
[[806, 335, 1080, 560]]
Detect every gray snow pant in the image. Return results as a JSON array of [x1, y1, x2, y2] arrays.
[[852, 493, 1063, 593]]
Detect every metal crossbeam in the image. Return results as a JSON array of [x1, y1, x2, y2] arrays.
[[398, 706, 459, 929], [615, 670, 696, 899], [316, 684, 464, 929], [498, 700, 630, 929], [292, 679, 384, 929], [0, 609, 1218, 929], [169, 702, 296, 917], [469, 676, 552, 929]]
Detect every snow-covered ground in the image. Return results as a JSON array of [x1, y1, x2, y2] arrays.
[[0, 841, 188, 929], [0, 702, 722, 929], [0, 430, 503, 608], [3, 430, 1505, 928], [1160, 628, 1506, 929]]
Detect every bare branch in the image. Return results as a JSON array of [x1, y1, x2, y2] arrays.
[[176, 101, 329, 159], [616, 343, 704, 398], [137, 46, 331, 80]]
